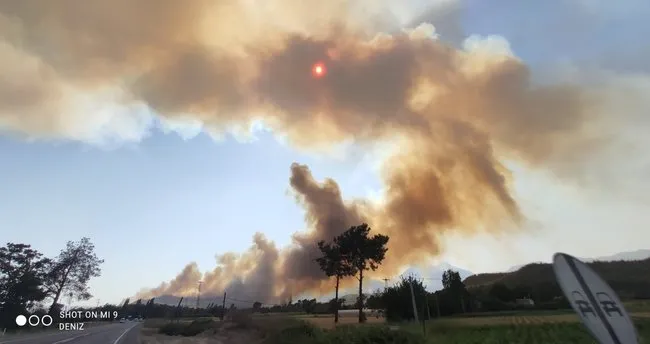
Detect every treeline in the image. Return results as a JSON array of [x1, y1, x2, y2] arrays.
[[0, 238, 104, 329], [312, 223, 569, 324], [361, 268, 570, 323], [68, 296, 351, 321]]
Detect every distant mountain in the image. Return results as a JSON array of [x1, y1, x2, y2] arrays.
[[464, 255, 650, 299], [505, 249, 650, 273], [586, 249, 650, 262]]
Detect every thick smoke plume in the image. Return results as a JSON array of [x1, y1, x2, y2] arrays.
[[1, 1, 647, 303]]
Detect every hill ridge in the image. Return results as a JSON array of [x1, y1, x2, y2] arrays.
[[463, 257, 650, 300]]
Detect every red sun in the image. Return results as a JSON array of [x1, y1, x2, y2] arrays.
[[311, 62, 327, 78]]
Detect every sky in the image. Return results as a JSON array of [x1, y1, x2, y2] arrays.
[[1, 0, 649, 306]]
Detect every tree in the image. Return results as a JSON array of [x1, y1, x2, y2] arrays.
[[382, 275, 428, 322], [442, 269, 468, 313], [365, 289, 384, 310], [0, 243, 52, 328], [315, 240, 355, 323], [328, 297, 344, 314], [442, 269, 462, 291], [46, 237, 104, 314], [252, 301, 262, 312], [336, 223, 389, 323], [298, 298, 317, 313]]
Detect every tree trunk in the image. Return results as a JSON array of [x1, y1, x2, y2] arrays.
[[48, 285, 64, 315], [334, 275, 340, 324], [358, 269, 364, 323], [48, 264, 73, 314]]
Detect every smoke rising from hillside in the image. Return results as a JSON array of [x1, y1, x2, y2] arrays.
[[1, 0, 648, 302]]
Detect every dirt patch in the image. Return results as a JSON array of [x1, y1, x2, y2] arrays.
[[301, 315, 385, 329], [140, 321, 264, 344]]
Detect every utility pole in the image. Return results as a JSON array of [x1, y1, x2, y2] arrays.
[[196, 281, 203, 309], [421, 277, 442, 318], [409, 280, 419, 323], [220, 292, 226, 321]]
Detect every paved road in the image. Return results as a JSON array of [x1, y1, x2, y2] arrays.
[[0, 322, 140, 344]]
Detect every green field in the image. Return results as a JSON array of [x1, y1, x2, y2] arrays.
[[402, 319, 650, 344], [295, 309, 650, 343], [140, 303, 650, 344]]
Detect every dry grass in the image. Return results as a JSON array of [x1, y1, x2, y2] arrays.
[[141, 320, 261, 344], [425, 310, 650, 327], [137, 307, 650, 343], [297, 314, 385, 329], [141, 332, 226, 344], [292, 308, 650, 330]]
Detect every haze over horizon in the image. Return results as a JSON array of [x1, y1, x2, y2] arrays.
[[1, 0, 649, 306]]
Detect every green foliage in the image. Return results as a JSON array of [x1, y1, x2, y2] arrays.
[[315, 223, 390, 323], [261, 317, 650, 344], [407, 318, 650, 344], [383, 275, 428, 322], [335, 224, 389, 274], [315, 241, 355, 279], [315, 237, 356, 322], [46, 237, 104, 314], [0, 243, 52, 329], [325, 325, 424, 344], [442, 270, 463, 291], [158, 322, 186, 336], [366, 289, 384, 309], [336, 223, 389, 323], [263, 321, 324, 344]]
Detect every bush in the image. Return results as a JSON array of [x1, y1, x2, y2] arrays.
[[229, 310, 253, 329], [158, 319, 215, 336], [158, 323, 185, 336], [183, 319, 216, 336], [327, 326, 425, 344], [262, 321, 323, 344]]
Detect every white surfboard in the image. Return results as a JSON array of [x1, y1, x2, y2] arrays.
[[552, 252, 639, 344]]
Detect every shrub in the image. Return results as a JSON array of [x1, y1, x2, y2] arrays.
[[158, 322, 185, 336], [262, 321, 323, 344], [229, 310, 254, 329], [326, 326, 424, 344], [182, 319, 216, 336], [158, 319, 215, 337]]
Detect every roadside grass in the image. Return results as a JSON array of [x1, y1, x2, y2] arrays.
[[139, 308, 650, 344], [398, 317, 650, 344]]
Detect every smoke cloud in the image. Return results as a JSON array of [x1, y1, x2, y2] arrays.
[[1, 0, 648, 302]]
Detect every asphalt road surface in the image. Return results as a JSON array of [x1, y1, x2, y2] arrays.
[[0, 322, 140, 344]]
